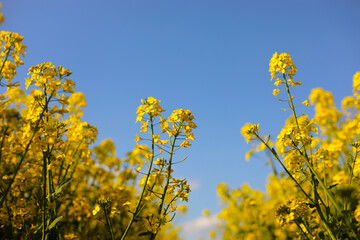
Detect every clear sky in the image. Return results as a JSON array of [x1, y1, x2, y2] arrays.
[[3, 0, 360, 239]]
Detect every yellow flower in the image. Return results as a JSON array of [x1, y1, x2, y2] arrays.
[[276, 199, 309, 226], [203, 209, 211, 217], [167, 109, 197, 140], [241, 123, 259, 143], [140, 120, 149, 133], [136, 97, 165, 122], [302, 100, 309, 106], [92, 205, 100, 216], [353, 72, 360, 92], [177, 205, 187, 213], [0, 31, 27, 84], [68, 92, 86, 107], [354, 202, 360, 222], [269, 52, 297, 81], [342, 96, 355, 110], [62, 78, 75, 93], [179, 140, 190, 148], [274, 78, 283, 86], [287, 78, 302, 88], [134, 134, 142, 142], [64, 233, 80, 240], [273, 89, 280, 96], [245, 149, 255, 161]]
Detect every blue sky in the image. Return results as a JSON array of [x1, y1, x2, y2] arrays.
[[3, 0, 360, 238]]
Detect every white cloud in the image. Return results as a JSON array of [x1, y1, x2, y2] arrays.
[[188, 179, 201, 191], [181, 214, 221, 239]]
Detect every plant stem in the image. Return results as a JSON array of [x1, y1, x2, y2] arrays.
[[104, 208, 115, 240], [150, 136, 178, 240], [121, 115, 156, 240], [295, 221, 311, 240], [254, 132, 314, 204], [42, 152, 47, 240], [0, 92, 54, 208], [0, 126, 9, 164], [284, 76, 341, 213], [350, 147, 358, 184], [312, 174, 337, 240], [0, 43, 13, 84]]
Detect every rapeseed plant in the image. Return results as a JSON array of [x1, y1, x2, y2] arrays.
[[211, 53, 360, 240], [0, 6, 195, 240]]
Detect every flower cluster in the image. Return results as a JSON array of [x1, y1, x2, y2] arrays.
[[276, 115, 318, 154], [269, 52, 302, 100], [353, 72, 360, 92], [136, 96, 165, 122], [210, 54, 360, 240], [0, 25, 188, 240], [167, 109, 197, 147], [276, 199, 309, 227], [129, 97, 196, 239], [240, 123, 259, 143], [269, 52, 297, 81], [0, 31, 27, 85]]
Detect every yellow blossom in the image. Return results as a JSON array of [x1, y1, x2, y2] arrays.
[[134, 134, 142, 142], [269, 52, 297, 81], [273, 89, 280, 96], [302, 100, 309, 106], [136, 96, 165, 122], [241, 123, 259, 143], [353, 72, 360, 92], [92, 205, 100, 216], [68, 92, 86, 107]]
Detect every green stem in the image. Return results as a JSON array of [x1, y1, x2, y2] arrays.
[[61, 139, 83, 183], [68, 139, 84, 180], [266, 149, 278, 178], [121, 115, 156, 240], [254, 132, 314, 204], [0, 92, 54, 208], [104, 208, 115, 240], [312, 174, 337, 240], [42, 89, 55, 240], [293, 144, 341, 213], [284, 76, 341, 213], [318, 210, 337, 240], [0, 43, 13, 84], [156, 136, 177, 216], [150, 123, 183, 240], [42, 152, 47, 240], [283, 75, 355, 238], [295, 221, 311, 240], [57, 160, 64, 186], [301, 219, 314, 239], [0, 126, 9, 164], [350, 147, 358, 184]]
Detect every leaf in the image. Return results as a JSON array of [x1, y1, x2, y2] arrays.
[[328, 183, 338, 190], [138, 231, 153, 236], [34, 223, 42, 234], [55, 178, 72, 194], [48, 216, 63, 231], [173, 156, 188, 164]]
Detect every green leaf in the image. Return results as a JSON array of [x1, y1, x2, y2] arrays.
[[55, 177, 72, 194], [328, 183, 338, 190], [48, 216, 63, 230], [138, 231, 153, 236]]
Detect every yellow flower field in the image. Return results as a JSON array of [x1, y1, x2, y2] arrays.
[[1, 2, 360, 240]]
